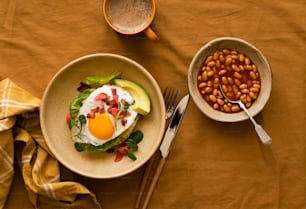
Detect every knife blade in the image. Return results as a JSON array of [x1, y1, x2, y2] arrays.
[[159, 94, 189, 159], [140, 94, 189, 209]]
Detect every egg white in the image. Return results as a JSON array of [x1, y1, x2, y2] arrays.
[[72, 85, 138, 146]]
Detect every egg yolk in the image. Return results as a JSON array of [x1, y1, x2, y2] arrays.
[[88, 113, 115, 140]]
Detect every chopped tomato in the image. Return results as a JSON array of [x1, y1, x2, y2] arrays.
[[108, 107, 119, 116], [95, 93, 108, 101], [111, 88, 119, 104]]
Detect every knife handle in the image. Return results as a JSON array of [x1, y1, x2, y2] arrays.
[[141, 158, 166, 209]]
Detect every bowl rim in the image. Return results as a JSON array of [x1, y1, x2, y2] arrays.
[[188, 37, 272, 122], [40, 53, 166, 178]]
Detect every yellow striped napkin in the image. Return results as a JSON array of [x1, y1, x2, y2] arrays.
[[0, 78, 101, 209]]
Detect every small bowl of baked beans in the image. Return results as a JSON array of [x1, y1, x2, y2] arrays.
[[188, 37, 272, 122]]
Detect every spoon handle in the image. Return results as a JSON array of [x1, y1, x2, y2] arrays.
[[238, 101, 272, 145], [254, 124, 272, 145]]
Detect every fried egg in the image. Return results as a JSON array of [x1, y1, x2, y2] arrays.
[[72, 85, 138, 146]]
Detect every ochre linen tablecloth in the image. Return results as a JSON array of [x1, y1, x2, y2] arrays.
[[1, 0, 305, 209]]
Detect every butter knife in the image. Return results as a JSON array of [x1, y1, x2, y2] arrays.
[[140, 94, 190, 209]]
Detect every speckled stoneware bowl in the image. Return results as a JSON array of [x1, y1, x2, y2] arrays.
[[40, 53, 165, 179], [188, 37, 272, 122]]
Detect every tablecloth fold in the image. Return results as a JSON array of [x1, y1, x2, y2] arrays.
[[0, 78, 102, 209]]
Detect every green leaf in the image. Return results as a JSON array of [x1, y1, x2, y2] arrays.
[[69, 88, 95, 119], [68, 120, 75, 129], [79, 114, 86, 125], [129, 130, 143, 144], [127, 150, 137, 161], [126, 139, 138, 149], [74, 139, 117, 152]]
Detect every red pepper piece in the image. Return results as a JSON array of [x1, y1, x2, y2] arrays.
[[114, 152, 124, 162], [66, 113, 71, 123]]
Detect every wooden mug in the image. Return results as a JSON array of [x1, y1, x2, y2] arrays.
[[103, 0, 159, 41]]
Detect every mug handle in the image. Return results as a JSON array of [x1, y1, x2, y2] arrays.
[[144, 27, 159, 41]]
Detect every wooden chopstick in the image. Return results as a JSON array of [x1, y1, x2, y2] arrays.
[[140, 158, 166, 209], [135, 155, 156, 209]]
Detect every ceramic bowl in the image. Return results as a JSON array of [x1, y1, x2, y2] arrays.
[[40, 53, 165, 178], [188, 37, 272, 122]]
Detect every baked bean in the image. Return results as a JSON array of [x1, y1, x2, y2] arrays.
[[213, 103, 219, 109], [202, 71, 208, 81], [239, 65, 244, 71], [246, 95, 252, 102], [249, 91, 257, 99], [221, 84, 228, 93], [227, 85, 232, 92], [219, 69, 227, 76], [231, 105, 240, 112], [250, 87, 259, 92], [198, 82, 206, 88], [197, 48, 261, 113], [207, 61, 216, 67], [249, 71, 257, 80], [209, 95, 217, 102], [217, 98, 225, 105], [235, 91, 242, 100], [241, 88, 250, 94], [221, 76, 228, 84], [225, 57, 232, 65], [227, 77, 234, 84], [232, 64, 240, 72], [222, 49, 230, 54], [226, 92, 234, 99], [234, 78, 241, 86], [233, 72, 242, 79], [213, 52, 219, 60], [231, 50, 238, 55], [238, 54, 245, 62], [239, 84, 248, 89], [212, 88, 218, 96], [253, 83, 260, 88], [216, 60, 220, 68], [219, 55, 225, 62], [223, 104, 230, 112], [205, 56, 213, 64], [204, 86, 213, 94], [245, 57, 250, 65], [244, 65, 252, 71], [231, 54, 238, 60], [207, 70, 214, 77], [233, 84, 239, 94]]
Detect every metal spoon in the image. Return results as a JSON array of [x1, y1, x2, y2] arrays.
[[219, 84, 272, 145]]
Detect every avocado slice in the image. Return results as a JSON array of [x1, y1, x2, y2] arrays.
[[113, 79, 151, 115]]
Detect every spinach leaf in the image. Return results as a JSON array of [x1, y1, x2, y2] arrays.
[[69, 88, 95, 119], [128, 130, 143, 144]]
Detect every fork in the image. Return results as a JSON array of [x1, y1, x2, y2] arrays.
[[163, 87, 178, 119], [134, 87, 178, 209]]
